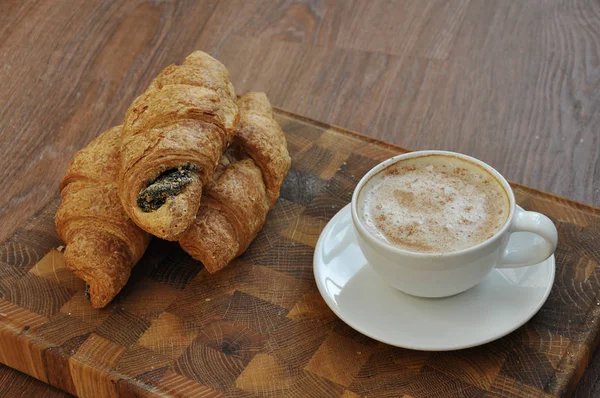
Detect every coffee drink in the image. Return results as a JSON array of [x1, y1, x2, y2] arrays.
[[357, 154, 510, 253]]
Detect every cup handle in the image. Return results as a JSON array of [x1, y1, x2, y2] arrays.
[[497, 207, 558, 269]]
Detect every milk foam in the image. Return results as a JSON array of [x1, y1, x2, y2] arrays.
[[358, 155, 510, 253]]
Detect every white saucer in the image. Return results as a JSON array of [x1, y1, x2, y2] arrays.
[[313, 204, 555, 351]]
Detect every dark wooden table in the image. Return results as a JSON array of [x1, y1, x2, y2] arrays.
[[0, 1, 598, 396]]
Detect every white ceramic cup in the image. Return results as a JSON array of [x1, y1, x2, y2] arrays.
[[351, 150, 558, 298]]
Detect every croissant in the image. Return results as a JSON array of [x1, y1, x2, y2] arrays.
[[55, 126, 151, 308], [179, 92, 291, 273], [119, 51, 239, 240]]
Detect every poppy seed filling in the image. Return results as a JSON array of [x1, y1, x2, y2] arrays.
[[137, 164, 197, 212]]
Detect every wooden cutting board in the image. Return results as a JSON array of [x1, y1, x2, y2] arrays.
[[0, 109, 599, 398]]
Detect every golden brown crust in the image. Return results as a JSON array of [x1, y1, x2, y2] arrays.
[[236, 92, 290, 205], [55, 126, 150, 308], [180, 159, 268, 271], [119, 51, 239, 240], [179, 92, 291, 273]]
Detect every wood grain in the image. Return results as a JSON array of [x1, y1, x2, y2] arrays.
[[0, 0, 599, 396], [0, 365, 68, 398], [0, 110, 598, 397]]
